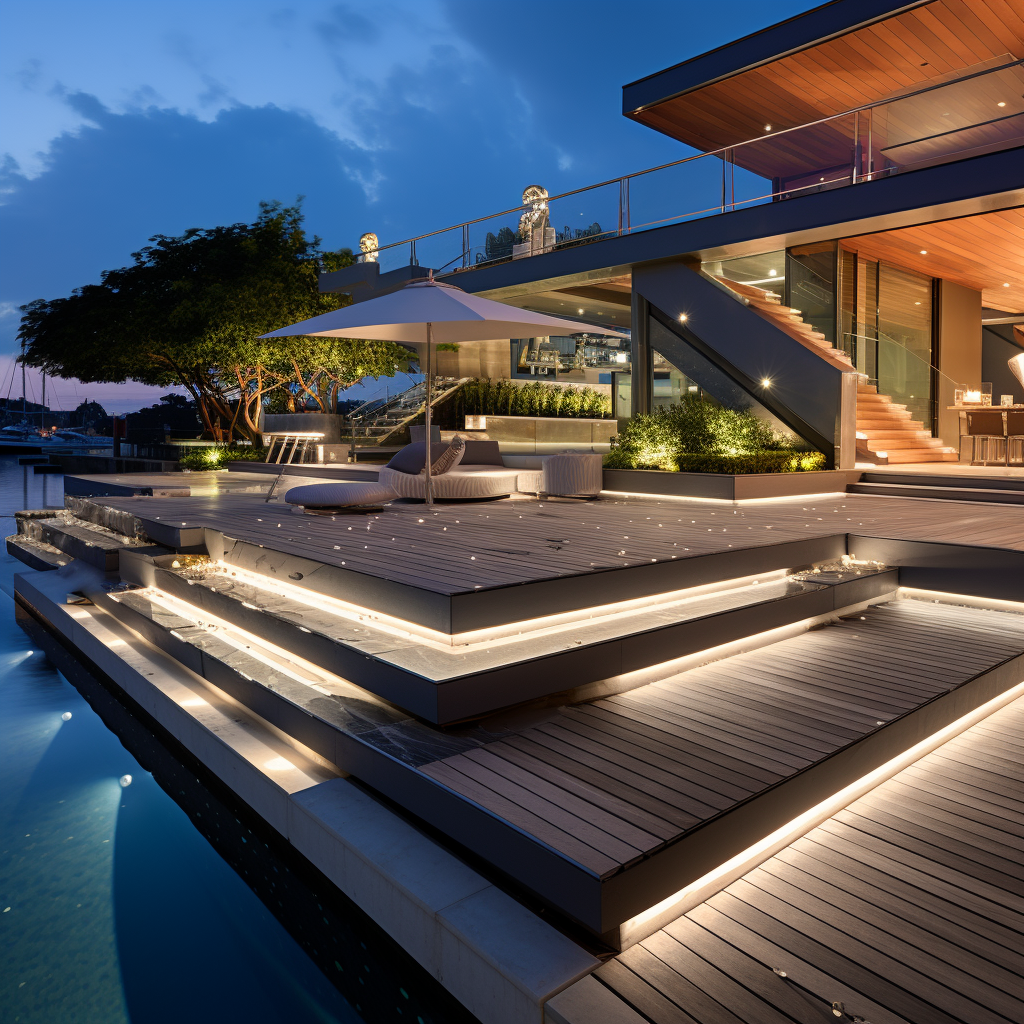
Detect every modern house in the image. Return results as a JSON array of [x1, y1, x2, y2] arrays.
[[324, 0, 1024, 476], [10, 4, 1024, 1024]]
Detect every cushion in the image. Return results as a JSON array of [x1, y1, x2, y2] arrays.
[[386, 441, 450, 475], [461, 440, 504, 466], [284, 481, 397, 508], [431, 435, 466, 475], [379, 465, 519, 500]]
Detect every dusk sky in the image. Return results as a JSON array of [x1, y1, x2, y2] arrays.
[[1, 0, 817, 414]]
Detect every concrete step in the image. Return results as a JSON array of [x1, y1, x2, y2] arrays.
[[16, 512, 169, 571], [5, 534, 71, 571]]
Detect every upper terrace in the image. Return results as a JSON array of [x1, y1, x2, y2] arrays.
[[341, 0, 1024, 287]]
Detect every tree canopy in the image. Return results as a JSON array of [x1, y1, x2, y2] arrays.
[[18, 201, 414, 440]]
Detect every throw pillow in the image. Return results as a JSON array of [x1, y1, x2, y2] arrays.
[[386, 441, 450, 475], [431, 435, 466, 475]]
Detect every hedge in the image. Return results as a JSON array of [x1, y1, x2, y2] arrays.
[[674, 451, 827, 474], [178, 444, 266, 470]]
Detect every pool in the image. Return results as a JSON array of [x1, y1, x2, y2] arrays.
[[0, 456, 476, 1024]]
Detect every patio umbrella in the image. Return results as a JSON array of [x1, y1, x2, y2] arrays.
[[262, 277, 627, 503]]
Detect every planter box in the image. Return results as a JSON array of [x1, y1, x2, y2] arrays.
[[463, 414, 615, 451], [602, 467, 854, 500]]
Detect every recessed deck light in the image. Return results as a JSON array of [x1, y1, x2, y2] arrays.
[[577, 307, 584, 315]]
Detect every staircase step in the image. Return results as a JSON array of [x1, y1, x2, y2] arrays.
[[860, 471, 1024, 492], [849, 481, 1024, 504], [881, 449, 959, 464], [5, 534, 71, 571], [16, 513, 169, 571], [110, 550, 896, 724], [864, 436, 945, 450]]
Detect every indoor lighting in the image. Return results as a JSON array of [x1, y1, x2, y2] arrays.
[[615, 352, 628, 363]]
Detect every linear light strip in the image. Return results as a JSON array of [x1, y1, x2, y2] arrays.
[[619, 675, 1024, 947], [137, 588, 363, 698], [213, 561, 791, 652]]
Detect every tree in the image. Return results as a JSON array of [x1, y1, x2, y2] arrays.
[[18, 201, 413, 442]]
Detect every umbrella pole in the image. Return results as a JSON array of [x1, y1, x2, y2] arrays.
[[424, 322, 434, 506]]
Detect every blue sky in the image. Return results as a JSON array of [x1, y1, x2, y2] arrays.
[[0, 0, 816, 413]]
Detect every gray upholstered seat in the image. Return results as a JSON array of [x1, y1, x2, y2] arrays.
[[284, 480, 397, 509]]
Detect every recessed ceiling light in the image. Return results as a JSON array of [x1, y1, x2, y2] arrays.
[[915, 301, 921, 305], [1004, 282, 1011, 287], [998, 101, 1006, 107], [919, 250, 928, 254], [764, 124, 772, 132]]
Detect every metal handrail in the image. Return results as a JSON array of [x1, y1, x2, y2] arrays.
[[365, 57, 1024, 260]]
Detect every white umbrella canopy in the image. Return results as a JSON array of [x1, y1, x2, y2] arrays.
[[261, 278, 628, 504], [261, 278, 628, 343]]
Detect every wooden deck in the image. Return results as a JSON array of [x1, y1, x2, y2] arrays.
[[81, 491, 1024, 631], [415, 597, 1024, 931], [595, 689, 1024, 1024]]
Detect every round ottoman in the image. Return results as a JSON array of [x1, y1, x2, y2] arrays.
[[541, 453, 604, 498], [284, 480, 397, 509]]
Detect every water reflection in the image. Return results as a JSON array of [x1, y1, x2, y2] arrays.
[[1, 457, 476, 1023]]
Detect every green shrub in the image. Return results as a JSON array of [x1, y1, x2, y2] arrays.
[[457, 378, 611, 419], [605, 395, 824, 473], [675, 451, 828, 474], [178, 444, 266, 470]]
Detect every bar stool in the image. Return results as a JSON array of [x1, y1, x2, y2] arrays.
[[963, 411, 1006, 465], [1006, 410, 1024, 467]]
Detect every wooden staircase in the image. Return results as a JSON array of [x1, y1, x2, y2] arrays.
[[714, 277, 958, 465]]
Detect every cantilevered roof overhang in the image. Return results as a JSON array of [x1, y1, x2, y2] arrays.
[[623, 0, 1024, 152]]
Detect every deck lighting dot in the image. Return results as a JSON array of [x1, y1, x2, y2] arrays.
[[61, 712, 72, 721], [119, 775, 132, 788]]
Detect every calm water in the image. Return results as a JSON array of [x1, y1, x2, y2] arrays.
[[0, 456, 474, 1024]]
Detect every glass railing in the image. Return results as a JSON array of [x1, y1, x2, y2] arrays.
[[842, 330, 968, 440], [365, 59, 1024, 275]]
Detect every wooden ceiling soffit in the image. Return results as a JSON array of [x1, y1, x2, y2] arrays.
[[629, 1, 1024, 157]]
